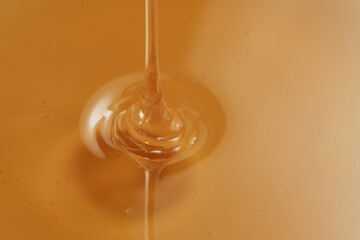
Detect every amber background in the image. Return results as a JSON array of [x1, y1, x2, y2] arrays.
[[1, 0, 360, 239]]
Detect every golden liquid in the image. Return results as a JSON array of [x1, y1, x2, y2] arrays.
[[80, 0, 207, 164], [79, 72, 220, 240], [80, 1, 215, 238], [105, 0, 200, 163], [2, 0, 360, 240]]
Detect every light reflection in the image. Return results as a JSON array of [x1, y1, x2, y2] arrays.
[[80, 73, 208, 166]]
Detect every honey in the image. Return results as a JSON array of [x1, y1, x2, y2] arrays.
[[1, 0, 360, 240]]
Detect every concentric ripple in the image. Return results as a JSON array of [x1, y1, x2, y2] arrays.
[[80, 72, 207, 167]]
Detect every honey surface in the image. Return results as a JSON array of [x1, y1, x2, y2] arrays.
[[1, 0, 360, 239]]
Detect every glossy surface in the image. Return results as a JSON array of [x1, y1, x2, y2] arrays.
[[1, 0, 360, 239]]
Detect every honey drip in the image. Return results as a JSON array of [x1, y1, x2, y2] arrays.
[[113, 0, 189, 162], [80, 0, 208, 239]]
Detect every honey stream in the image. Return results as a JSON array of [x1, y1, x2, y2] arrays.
[[80, 0, 210, 239]]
